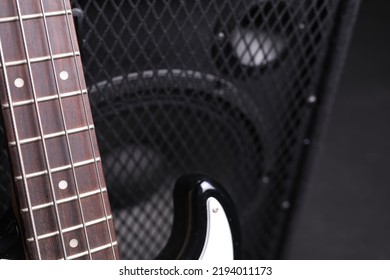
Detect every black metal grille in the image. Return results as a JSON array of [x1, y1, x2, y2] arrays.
[[0, 0, 358, 259]]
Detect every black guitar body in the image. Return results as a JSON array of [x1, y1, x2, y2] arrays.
[[158, 174, 241, 260]]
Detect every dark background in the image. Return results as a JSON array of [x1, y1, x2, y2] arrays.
[[285, 0, 390, 259]]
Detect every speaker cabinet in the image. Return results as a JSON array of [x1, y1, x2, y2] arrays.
[[0, 0, 360, 259]]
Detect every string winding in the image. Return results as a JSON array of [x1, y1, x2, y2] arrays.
[[14, 0, 69, 259], [38, 0, 93, 259], [61, 0, 118, 259], [0, 39, 42, 259]]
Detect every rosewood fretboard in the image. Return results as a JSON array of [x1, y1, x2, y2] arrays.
[[0, 0, 120, 259]]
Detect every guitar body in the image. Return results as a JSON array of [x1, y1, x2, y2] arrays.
[[158, 174, 240, 260], [0, 1, 239, 260]]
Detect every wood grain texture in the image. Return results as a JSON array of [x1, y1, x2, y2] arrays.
[[0, 0, 120, 260]]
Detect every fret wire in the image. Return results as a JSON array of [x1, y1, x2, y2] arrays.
[[64, 241, 118, 260], [15, 0, 69, 259], [26, 215, 113, 242], [0, 51, 80, 68], [62, 251, 88, 260], [2, 89, 87, 109], [14, 156, 101, 181], [0, 9, 72, 24], [20, 187, 108, 213], [9, 124, 94, 146], [28, 230, 58, 242], [40, 0, 93, 258], [62, 0, 118, 259], [0, 40, 41, 259]]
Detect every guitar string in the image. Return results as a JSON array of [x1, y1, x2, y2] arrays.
[[38, 0, 92, 259], [0, 41, 42, 259], [14, 0, 68, 259], [61, 0, 117, 259]]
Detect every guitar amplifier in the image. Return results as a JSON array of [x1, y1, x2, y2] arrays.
[[0, 0, 360, 259]]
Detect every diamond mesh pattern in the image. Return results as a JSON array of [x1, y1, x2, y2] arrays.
[[0, 0, 349, 259]]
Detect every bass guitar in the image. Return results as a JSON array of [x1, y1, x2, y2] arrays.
[[0, 0, 239, 260]]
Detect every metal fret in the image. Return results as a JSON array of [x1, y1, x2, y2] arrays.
[[26, 215, 113, 242], [0, 9, 72, 23], [20, 187, 108, 213], [14, 157, 101, 181], [2, 89, 87, 109], [64, 241, 118, 260], [0, 51, 80, 67], [9, 124, 94, 146]]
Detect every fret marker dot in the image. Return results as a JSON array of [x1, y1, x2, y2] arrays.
[[60, 71, 69, 81], [58, 180, 68, 190], [14, 78, 24, 88], [69, 239, 78, 248]]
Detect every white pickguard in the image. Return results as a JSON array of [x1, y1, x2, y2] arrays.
[[198, 196, 234, 260]]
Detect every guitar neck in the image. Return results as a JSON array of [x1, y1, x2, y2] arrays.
[[0, 1, 119, 259]]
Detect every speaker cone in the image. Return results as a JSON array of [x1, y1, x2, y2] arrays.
[[89, 69, 265, 259]]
